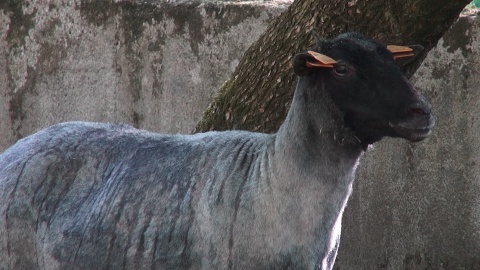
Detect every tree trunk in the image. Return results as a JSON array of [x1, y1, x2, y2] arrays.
[[194, 0, 470, 133]]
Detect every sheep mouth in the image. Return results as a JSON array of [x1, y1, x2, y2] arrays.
[[389, 121, 434, 142]]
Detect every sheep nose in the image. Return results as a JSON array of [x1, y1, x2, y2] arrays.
[[408, 94, 432, 116], [409, 107, 428, 115]]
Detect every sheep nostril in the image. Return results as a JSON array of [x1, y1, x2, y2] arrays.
[[410, 107, 428, 115]]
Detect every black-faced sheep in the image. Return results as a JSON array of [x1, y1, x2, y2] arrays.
[[0, 32, 434, 270]]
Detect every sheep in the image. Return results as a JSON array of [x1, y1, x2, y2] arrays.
[[0, 32, 434, 270]]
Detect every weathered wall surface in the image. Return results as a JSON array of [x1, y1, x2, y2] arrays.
[[337, 15, 480, 269], [1, 1, 480, 269], [0, 0, 287, 151]]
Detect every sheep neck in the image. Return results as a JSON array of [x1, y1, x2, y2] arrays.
[[269, 77, 363, 265], [274, 77, 363, 171]]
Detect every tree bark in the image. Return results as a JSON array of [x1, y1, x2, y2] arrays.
[[194, 0, 470, 133]]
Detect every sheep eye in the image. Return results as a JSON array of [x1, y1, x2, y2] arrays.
[[333, 65, 350, 77]]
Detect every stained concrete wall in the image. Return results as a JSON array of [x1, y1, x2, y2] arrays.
[[1, 1, 480, 269], [0, 0, 287, 151]]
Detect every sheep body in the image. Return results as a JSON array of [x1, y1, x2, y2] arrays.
[[0, 121, 355, 269], [0, 33, 434, 270]]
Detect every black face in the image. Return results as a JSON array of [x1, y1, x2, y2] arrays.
[[295, 33, 435, 145]]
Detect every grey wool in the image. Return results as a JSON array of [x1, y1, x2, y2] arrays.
[[0, 33, 434, 270]]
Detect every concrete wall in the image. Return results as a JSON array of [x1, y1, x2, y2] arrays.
[[0, 0, 287, 150], [1, 1, 479, 269]]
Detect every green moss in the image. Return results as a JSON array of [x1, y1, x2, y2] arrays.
[[203, 3, 261, 35], [77, 1, 268, 130], [80, 1, 167, 127], [163, 2, 204, 56], [194, 76, 239, 133], [443, 17, 475, 57], [1, 0, 36, 48], [78, 1, 119, 27]]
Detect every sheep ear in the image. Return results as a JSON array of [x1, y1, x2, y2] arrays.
[[293, 53, 312, 76], [387, 45, 415, 59], [293, 52, 334, 76], [293, 51, 337, 76], [306, 51, 337, 68], [387, 45, 424, 66]]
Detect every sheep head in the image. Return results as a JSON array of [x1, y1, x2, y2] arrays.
[[293, 32, 435, 147]]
